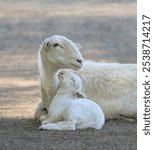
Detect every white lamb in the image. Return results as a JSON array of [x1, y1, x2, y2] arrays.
[[34, 35, 137, 122], [38, 69, 105, 130]]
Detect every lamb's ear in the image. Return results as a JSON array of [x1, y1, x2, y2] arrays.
[[75, 43, 81, 50], [75, 91, 86, 99]]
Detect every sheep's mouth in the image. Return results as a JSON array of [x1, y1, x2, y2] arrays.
[[70, 62, 82, 69]]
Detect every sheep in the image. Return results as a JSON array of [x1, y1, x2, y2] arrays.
[[76, 61, 137, 120], [34, 35, 137, 122], [33, 35, 83, 121], [38, 69, 105, 130]]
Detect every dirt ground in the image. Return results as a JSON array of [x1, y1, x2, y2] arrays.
[[0, 0, 137, 150]]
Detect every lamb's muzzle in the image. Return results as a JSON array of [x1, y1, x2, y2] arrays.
[[58, 71, 64, 79]]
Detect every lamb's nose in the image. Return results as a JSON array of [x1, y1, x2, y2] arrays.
[[60, 72, 64, 75], [77, 59, 83, 64]]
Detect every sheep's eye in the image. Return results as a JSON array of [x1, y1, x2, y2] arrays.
[[53, 43, 59, 47], [53, 43, 64, 48]]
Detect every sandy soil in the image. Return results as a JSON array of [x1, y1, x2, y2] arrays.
[[0, 0, 136, 150]]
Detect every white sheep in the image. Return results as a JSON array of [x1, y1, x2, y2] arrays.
[[34, 35, 137, 122], [34, 35, 83, 121], [76, 61, 137, 120], [38, 69, 105, 130]]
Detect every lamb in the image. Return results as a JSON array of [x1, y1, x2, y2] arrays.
[[33, 35, 83, 121], [38, 69, 105, 130], [34, 35, 137, 121]]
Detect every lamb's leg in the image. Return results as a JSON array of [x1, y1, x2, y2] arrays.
[[41, 115, 57, 125], [38, 121, 76, 130], [77, 120, 102, 129], [42, 107, 69, 124], [33, 102, 47, 121]]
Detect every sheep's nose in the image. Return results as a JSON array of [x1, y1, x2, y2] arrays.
[[77, 59, 83, 65]]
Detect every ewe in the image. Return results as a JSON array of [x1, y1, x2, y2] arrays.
[[34, 35, 83, 121], [38, 69, 105, 130], [34, 35, 137, 121], [76, 62, 137, 120]]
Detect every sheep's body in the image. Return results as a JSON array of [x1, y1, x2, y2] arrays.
[[77, 61, 137, 120], [39, 70, 105, 130]]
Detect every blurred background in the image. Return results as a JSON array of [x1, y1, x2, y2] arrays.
[[0, 0, 137, 149], [0, 0, 136, 78]]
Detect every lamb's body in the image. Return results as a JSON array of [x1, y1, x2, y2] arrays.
[[39, 94, 105, 130], [39, 70, 105, 130], [77, 61, 137, 119]]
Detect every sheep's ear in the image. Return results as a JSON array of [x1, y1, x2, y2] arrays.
[[75, 91, 86, 99], [39, 44, 42, 48], [42, 40, 51, 51], [75, 43, 81, 49]]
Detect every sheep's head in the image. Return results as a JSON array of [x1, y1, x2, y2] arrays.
[[40, 35, 83, 70]]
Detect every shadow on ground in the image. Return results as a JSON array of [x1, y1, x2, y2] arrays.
[[0, 118, 136, 150]]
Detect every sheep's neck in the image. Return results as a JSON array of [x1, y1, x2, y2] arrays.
[[40, 52, 59, 110], [41, 69, 59, 110]]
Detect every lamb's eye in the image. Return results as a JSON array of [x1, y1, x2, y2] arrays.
[[71, 77, 75, 83], [53, 43, 59, 47]]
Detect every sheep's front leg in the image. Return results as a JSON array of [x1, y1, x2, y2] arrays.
[[38, 121, 76, 130], [40, 113, 48, 122], [33, 102, 47, 122]]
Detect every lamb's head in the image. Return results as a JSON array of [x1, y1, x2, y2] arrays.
[[58, 69, 86, 98], [58, 69, 81, 90], [40, 35, 83, 70]]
